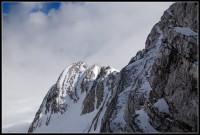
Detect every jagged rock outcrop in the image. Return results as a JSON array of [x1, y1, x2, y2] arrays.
[[147, 3, 198, 132], [101, 2, 197, 133], [29, 2, 198, 133]]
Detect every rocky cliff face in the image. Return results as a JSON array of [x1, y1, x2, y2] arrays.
[[29, 2, 198, 133], [101, 2, 198, 133]]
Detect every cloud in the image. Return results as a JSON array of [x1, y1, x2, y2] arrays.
[[2, 2, 173, 131], [29, 11, 47, 25]]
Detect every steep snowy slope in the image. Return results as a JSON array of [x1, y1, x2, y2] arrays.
[[29, 2, 197, 133], [101, 24, 163, 132], [28, 61, 119, 132]]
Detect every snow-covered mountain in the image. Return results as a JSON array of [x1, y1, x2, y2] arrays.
[[28, 62, 120, 132], [29, 2, 198, 133]]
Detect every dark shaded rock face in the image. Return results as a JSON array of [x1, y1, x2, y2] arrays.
[[101, 2, 198, 133], [147, 3, 198, 132], [29, 2, 198, 133]]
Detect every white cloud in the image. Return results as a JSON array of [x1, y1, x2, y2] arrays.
[[2, 2, 173, 132], [29, 11, 46, 25]]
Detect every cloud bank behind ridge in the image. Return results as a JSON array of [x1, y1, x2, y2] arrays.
[[2, 2, 173, 132]]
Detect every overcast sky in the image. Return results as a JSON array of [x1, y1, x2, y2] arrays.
[[2, 2, 173, 132]]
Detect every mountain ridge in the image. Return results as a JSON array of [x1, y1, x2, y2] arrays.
[[29, 2, 198, 133]]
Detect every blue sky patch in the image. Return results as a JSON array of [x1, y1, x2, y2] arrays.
[[31, 2, 61, 14], [2, 2, 61, 15], [2, 2, 18, 14]]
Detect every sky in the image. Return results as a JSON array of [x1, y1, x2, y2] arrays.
[[2, 2, 173, 132]]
